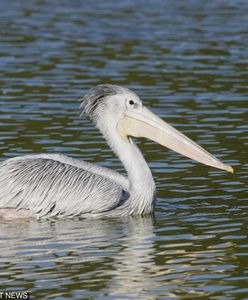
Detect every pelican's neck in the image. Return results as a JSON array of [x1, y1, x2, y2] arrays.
[[99, 120, 156, 215]]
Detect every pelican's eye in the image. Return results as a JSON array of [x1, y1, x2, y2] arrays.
[[126, 99, 139, 109], [127, 99, 139, 109]]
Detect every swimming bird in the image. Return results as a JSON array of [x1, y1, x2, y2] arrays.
[[0, 84, 233, 219]]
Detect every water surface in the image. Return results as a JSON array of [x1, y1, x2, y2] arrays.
[[0, 0, 247, 299]]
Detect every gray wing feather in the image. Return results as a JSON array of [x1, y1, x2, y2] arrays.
[[0, 154, 126, 217]]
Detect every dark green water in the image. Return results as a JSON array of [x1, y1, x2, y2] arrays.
[[0, 0, 247, 299]]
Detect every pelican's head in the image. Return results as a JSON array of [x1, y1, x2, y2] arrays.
[[81, 84, 233, 173]]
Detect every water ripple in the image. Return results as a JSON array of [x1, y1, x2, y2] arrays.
[[0, 0, 247, 299]]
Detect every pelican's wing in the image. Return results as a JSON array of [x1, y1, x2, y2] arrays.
[[0, 154, 127, 218]]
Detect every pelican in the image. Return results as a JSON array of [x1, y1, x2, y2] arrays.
[[0, 84, 233, 219]]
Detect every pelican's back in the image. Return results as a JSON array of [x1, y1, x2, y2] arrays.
[[0, 154, 125, 218]]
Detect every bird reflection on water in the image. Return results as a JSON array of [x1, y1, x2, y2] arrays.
[[0, 216, 159, 297]]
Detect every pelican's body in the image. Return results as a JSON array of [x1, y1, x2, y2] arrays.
[[0, 85, 232, 219]]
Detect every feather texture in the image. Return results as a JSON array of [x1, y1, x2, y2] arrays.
[[0, 154, 128, 218], [81, 84, 120, 119]]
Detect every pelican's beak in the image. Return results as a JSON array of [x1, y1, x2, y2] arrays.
[[117, 106, 233, 173]]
